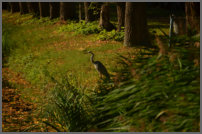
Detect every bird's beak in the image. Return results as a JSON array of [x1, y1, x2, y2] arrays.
[[82, 50, 88, 54]]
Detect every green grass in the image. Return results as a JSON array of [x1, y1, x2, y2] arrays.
[[2, 24, 16, 58], [3, 11, 124, 89], [93, 48, 200, 131], [2, 10, 199, 132]]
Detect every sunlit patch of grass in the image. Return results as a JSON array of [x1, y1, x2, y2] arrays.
[[3, 15, 123, 89], [148, 19, 170, 36]]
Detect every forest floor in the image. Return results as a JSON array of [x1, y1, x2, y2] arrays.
[[2, 67, 58, 132], [2, 10, 128, 132], [2, 68, 36, 131], [2, 10, 199, 132]]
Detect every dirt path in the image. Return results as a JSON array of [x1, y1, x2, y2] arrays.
[[2, 68, 39, 132]]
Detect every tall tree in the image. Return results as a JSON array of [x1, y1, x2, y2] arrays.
[[79, 3, 82, 21], [124, 2, 150, 47], [116, 2, 125, 31], [185, 2, 200, 33], [39, 2, 49, 18], [49, 2, 60, 19], [19, 2, 29, 15], [84, 2, 94, 23], [60, 2, 76, 21], [27, 2, 40, 17], [99, 2, 115, 31], [9, 2, 20, 13]]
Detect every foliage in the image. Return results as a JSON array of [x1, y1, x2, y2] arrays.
[[89, 2, 102, 17], [58, 21, 124, 42], [91, 42, 200, 132], [2, 10, 200, 132], [2, 24, 17, 58], [98, 29, 125, 41], [39, 71, 95, 132], [58, 20, 101, 35], [22, 17, 59, 25]]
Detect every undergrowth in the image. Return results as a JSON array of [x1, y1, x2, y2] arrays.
[[3, 10, 200, 132], [37, 43, 200, 132], [93, 46, 199, 131], [22, 17, 60, 25], [38, 71, 95, 132], [98, 29, 124, 41], [58, 20, 101, 35], [58, 20, 124, 41], [2, 24, 17, 58], [89, 33, 200, 131]]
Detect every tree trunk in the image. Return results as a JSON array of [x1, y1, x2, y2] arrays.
[[116, 2, 125, 31], [84, 2, 93, 23], [99, 3, 115, 31], [79, 3, 82, 21], [173, 17, 186, 35], [124, 2, 150, 47], [49, 2, 60, 19], [39, 2, 49, 18], [27, 2, 40, 17], [60, 2, 76, 21], [185, 2, 200, 34], [19, 2, 29, 15], [9, 2, 20, 13]]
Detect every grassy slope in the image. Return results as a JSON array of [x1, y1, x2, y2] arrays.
[[3, 11, 170, 89], [3, 11, 127, 90], [3, 10, 199, 132]]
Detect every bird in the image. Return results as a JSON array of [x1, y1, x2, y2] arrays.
[[88, 51, 110, 79]]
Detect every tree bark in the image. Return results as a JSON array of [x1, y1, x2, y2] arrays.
[[79, 3, 82, 21], [124, 2, 150, 47], [9, 2, 20, 13], [84, 2, 94, 23], [19, 2, 29, 15], [173, 17, 186, 35], [60, 2, 76, 21], [116, 2, 125, 31], [185, 2, 200, 33], [27, 2, 40, 17], [99, 3, 115, 31], [49, 2, 60, 19], [39, 2, 49, 18]]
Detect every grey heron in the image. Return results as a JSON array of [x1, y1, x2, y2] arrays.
[[88, 51, 110, 79]]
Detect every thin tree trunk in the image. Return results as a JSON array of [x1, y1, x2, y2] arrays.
[[116, 2, 125, 31], [49, 2, 60, 19], [185, 2, 200, 34], [9, 2, 20, 13], [99, 3, 115, 31], [60, 2, 76, 21], [79, 3, 82, 21], [60, 2, 67, 21], [19, 2, 29, 15], [27, 2, 40, 17], [84, 2, 93, 23], [39, 2, 49, 18], [124, 2, 150, 47]]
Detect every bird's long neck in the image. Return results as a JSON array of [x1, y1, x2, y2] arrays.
[[90, 53, 95, 64]]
